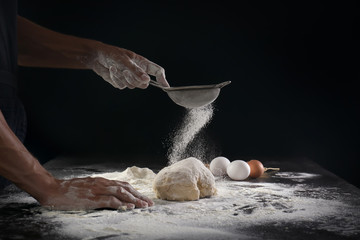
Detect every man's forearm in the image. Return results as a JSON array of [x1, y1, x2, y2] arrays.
[[17, 16, 169, 89], [0, 111, 57, 203], [17, 16, 102, 69]]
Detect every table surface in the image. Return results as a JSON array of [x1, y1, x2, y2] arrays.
[[0, 155, 359, 240]]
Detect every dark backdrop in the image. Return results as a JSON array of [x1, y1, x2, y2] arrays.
[[17, 1, 359, 187]]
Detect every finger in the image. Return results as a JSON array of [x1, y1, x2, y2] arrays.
[[126, 66, 150, 89], [115, 181, 154, 206], [124, 187, 154, 207], [138, 82, 149, 89], [116, 187, 149, 208], [109, 66, 127, 89], [92, 196, 135, 210], [110, 58, 149, 88], [124, 58, 151, 86], [135, 194, 154, 207], [90, 179, 153, 207], [43, 195, 135, 211], [133, 56, 169, 87], [110, 66, 136, 89], [122, 69, 137, 89], [93, 64, 127, 90], [93, 63, 115, 86], [106, 186, 149, 208]]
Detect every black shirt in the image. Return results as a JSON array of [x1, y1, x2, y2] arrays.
[[0, 0, 26, 189], [0, 0, 26, 144], [0, 0, 18, 89]]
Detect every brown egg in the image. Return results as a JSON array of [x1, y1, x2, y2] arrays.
[[247, 159, 265, 178]]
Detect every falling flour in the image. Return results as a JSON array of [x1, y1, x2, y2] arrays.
[[167, 104, 214, 165]]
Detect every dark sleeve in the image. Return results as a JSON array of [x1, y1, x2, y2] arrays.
[[0, 0, 18, 88]]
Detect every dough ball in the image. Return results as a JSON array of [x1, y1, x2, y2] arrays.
[[153, 157, 217, 201]]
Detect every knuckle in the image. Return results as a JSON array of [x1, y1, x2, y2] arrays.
[[118, 186, 126, 194], [84, 177, 95, 183], [125, 49, 136, 58], [93, 177, 103, 183], [108, 196, 119, 206], [138, 60, 148, 71], [122, 181, 131, 187], [156, 67, 165, 76]]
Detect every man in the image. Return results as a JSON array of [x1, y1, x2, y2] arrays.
[[0, 1, 169, 210]]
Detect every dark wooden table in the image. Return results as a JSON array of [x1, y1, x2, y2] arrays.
[[0, 155, 359, 240]]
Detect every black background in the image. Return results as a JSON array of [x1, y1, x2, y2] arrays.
[[17, 1, 359, 187]]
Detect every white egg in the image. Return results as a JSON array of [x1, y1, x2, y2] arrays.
[[226, 160, 250, 180], [210, 156, 230, 176]]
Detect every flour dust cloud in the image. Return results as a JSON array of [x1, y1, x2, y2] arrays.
[[167, 104, 214, 165]]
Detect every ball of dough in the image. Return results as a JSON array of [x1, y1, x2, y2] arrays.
[[153, 157, 217, 201]]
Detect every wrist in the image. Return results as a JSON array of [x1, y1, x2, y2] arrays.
[[10, 151, 59, 204], [21, 166, 59, 204], [76, 39, 105, 69]]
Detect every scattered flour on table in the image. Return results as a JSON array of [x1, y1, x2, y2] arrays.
[[167, 104, 214, 165], [274, 172, 321, 182], [10, 167, 355, 240]]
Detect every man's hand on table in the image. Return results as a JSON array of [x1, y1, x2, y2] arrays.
[[40, 177, 154, 211]]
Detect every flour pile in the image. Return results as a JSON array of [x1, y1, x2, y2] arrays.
[[91, 166, 156, 188], [167, 104, 214, 165]]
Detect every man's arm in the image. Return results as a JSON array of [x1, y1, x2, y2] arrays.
[[0, 110, 154, 210], [17, 16, 169, 89], [6, 16, 164, 210], [0, 110, 54, 202], [17, 16, 97, 69]]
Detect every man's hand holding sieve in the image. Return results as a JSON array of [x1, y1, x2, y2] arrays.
[[89, 43, 170, 90]]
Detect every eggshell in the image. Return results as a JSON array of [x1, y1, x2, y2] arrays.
[[210, 156, 230, 176], [226, 160, 250, 180]]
